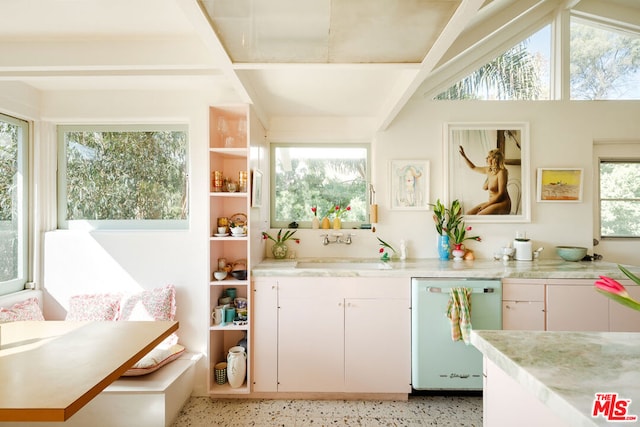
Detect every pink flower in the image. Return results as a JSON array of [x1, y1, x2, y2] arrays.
[[346, 206, 351, 211], [379, 248, 384, 253], [466, 226, 472, 231], [595, 276, 629, 297], [594, 269, 640, 312]]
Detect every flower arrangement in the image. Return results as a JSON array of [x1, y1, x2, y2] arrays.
[[333, 204, 351, 219], [261, 229, 300, 244], [431, 199, 481, 245], [377, 237, 396, 261], [595, 265, 640, 311]]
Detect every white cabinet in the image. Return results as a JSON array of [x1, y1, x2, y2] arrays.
[[344, 297, 410, 393], [253, 276, 411, 394], [502, 280, 545, 331], [609, 281, 640, 332], [546, 280, 609, 332], [251, 280, 278, 392]]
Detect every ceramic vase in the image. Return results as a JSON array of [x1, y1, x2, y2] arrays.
[[311, 216, 320, 229], [226, 346, 246, 388], [333, 217, 341, 230], [271, 242, 288, 259], [321, 217, 331, 229], [438, 235, 450, 261], [452, 243, 465, 262]]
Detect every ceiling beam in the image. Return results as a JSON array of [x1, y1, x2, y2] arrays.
[[374, 0, 485, 131], [175, 0, 270, 128]]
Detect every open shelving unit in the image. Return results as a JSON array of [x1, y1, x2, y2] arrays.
[[208, 105, 251, 394]]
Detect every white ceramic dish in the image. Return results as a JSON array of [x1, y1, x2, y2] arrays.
[[214, 233, 229, 237], [231, 233, 247, 237]]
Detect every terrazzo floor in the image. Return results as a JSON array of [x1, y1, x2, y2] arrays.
[[171, 394, 483, 426]]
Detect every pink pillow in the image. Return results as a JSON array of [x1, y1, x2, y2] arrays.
[[118, 284, 176, 321], [0, 298, 45, 322], [65, 294, 121, 321]]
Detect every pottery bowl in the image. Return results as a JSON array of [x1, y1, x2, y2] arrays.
[[213, 271, 227, 281], [230, 270, 247, 280], [556, 246, 587, 262]]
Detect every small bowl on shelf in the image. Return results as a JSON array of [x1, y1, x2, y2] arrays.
[[213, 271, 227, 281], [230, 270, 247, 280], [556, 246, 588, 262]]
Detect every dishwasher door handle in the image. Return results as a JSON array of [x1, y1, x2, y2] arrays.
[[427, 286, 495, 294]]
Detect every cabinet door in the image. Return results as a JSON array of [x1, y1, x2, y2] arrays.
[[344, 298, 411, 393], [252, 280, 278, 392], [610, 284, 640, 332], [502, 301, 545, 330], [277, 294, 344, 392], [546, 285, 608, 331]]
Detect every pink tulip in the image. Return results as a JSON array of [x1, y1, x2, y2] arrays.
[[595, 276, 629, 297]]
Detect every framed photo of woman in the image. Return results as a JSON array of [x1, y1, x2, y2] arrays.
[[445, 122, 531, 223]]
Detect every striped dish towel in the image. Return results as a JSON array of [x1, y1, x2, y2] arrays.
[[446, 287, 472, 345]]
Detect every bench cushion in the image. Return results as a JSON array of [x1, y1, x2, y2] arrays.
[[123, 344, 185, 376]]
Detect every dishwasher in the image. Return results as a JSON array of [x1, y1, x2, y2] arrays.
[[411, 278, 502, 390]]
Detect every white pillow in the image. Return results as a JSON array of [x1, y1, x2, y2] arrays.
[[0, 298, 45, 322], [121, 344, 185, 376]]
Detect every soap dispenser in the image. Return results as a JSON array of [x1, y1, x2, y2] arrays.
[[513, 231, 532, 261]]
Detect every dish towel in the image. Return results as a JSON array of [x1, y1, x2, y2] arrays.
[[446, 287, 472, 345]]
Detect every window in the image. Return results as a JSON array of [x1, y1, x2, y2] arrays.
[[0, 113, 29, 296], [570, 18, 640, 100], [435, 26, 550, 100], [599, 160, 640, 238], [270, 143, 370, 228], [58, 125, 189, 230]]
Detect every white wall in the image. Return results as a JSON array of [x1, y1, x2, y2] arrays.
[[38, 88, 229, 395], [266, 100, 640, 265]]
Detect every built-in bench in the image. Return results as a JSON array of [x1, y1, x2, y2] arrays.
[[0, 291, 200, 427]]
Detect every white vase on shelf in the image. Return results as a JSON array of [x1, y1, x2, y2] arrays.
[[226, 346, 246, 388]]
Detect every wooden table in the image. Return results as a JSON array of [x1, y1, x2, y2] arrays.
[[0, 320, 178, 422]]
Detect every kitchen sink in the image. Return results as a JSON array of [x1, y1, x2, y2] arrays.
[[295, 261, 392, 270]]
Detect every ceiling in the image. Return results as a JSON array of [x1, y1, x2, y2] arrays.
[[1, 0, 639, 130]]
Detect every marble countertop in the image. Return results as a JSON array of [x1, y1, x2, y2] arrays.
[[471, 330, 640, 427], [252, 258, 638, 280]]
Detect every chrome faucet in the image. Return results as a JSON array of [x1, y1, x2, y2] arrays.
[[321, 233, 354, 245]]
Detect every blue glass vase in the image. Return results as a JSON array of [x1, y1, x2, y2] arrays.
[[438, 235, 450, 260]]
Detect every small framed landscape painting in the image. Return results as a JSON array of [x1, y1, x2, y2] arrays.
[[537, 168, 584, 202]]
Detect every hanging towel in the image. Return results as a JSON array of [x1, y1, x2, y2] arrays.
[[446, 287, 472, 345]]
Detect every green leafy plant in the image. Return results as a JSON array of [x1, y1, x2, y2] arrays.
[[430, 199, 481, 245], [377, 237, 396, 261], [261, 229, 300, 244]]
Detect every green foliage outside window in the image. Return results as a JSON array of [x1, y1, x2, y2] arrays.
[[60, 126, 188, 227], [0, 120, 21, 283], [600, 161, 640, 238], [271, 144, 369, 228]]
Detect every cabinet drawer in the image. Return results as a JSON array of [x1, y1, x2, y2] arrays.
[[503, 284, 544, 302]]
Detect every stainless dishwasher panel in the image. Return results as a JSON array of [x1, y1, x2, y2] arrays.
[[411, 278, 502, 390]]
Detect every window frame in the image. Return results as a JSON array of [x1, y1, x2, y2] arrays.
[[269, 142, 371, 229], [57, 124, 190, 231], [0, 113, 29, 296], [597, 158, 640, 239]]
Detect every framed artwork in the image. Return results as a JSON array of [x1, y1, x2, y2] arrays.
[[389, 160, 430, 210], [537, 168, 583, 202], [251, 169, 263, 208], [445, 122, 530, 223]]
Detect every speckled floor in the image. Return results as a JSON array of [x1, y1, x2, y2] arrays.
[[171, 394, 483, 426]]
